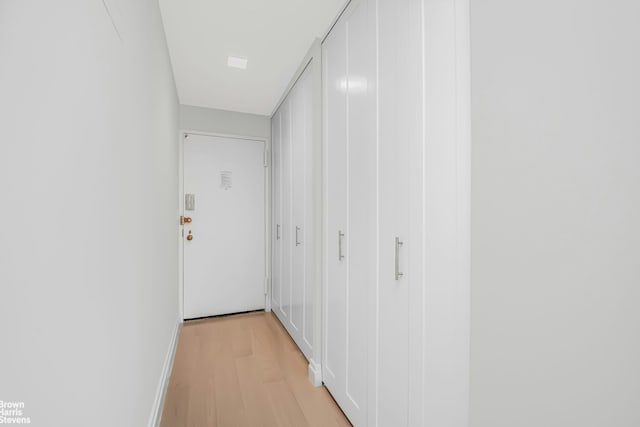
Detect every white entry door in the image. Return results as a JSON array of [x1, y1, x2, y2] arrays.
[[183, 133, 266, 320]]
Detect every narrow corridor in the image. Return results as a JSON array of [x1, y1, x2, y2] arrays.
[[160, 312, 351, 426]]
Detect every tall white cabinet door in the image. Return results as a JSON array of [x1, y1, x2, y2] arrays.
[[290, 81, 306, 341], [321, 0, 469, 424], [323, 8, 348, 402], [292, 67, 315, 359], [290, 67, 315, 360], [301, 66, 316, 358], [376, 0, 425, 424], [271, 111, 282, 311], [272, 64, 316, 363], [345, 2, 375, 423], [323, 0, 374, 425], [279, 100, 293, 322]]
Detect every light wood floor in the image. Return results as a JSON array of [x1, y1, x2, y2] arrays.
[[160, 311, 351, 427]]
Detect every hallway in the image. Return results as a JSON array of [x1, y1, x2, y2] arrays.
[[3, 1, 640, 426], [160, 312, 351, 427]]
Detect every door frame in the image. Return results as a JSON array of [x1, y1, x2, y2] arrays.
[[178, 129, 271, 321]]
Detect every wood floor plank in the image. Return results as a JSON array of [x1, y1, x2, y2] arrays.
[[159, 311, 351, 427], [265, 379, 310, 427], [213, 323, 249, 426], [186, 379, 216, 427], [235, 355, 280, 427], [231, 316, 254, 358], [249, 314, 286, 383], [161, 383, 189, 427]]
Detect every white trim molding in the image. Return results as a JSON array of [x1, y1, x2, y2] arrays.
[[308, 360, 323, 387], [148, 319, 182, 427]]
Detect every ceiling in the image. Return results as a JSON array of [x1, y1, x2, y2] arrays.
[[159, 0, 346, 116]]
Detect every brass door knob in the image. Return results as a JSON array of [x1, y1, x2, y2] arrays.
[[184, 217, 192, 223], [186, 231, 194, 241]]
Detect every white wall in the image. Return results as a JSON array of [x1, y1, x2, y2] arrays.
[[471, 1, 640, 426], [180, 104, 270, 139], [0, 1, 179, 426]]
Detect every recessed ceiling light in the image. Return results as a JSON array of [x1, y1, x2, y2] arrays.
[[227, 56, 248, 70]]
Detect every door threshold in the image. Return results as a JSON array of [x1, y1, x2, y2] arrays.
[[184, 309, 265, 323]]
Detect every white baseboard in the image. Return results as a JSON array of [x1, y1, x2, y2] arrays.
[[148, 319, 181, 427], [308, 360, 322, 387]]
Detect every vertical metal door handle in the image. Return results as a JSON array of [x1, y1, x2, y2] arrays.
[[395, 237, 404, 280], [276, 224, 280, 240], [295, 226, 301, 246], [338, 230, 345, 261]]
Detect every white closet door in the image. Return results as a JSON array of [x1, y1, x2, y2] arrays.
[[279, 100, 293, 321], [323, 10, 348, 400], [301, 66, 315, 357], [290, 67, 316, 360], [291, 82, 305, 336], [272, 65, 316, 362], [323, 0, 374, 424], [272, 111, 282, 310], [321, 0, 469, 424], [345, 1, 375, 422], [376, 0, 424, 424]]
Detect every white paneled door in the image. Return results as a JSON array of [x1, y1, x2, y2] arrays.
[[271, 62, 316, 362], [323, 0, 374, 425], [322, 0, 470, 425], [376, 0, 425, 424], [291, 78, 306, 336], [272, 113, 282, 312], [280, 100, 293, 323], [183, 134, 266, 320]]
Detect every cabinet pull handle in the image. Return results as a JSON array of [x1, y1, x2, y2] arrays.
[[276, 224, 280, 240], [296, 226, 301, 246], [395, 237, 404, 280], [338, 230, 345, 261]]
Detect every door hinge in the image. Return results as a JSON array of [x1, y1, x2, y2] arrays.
[[264, 149, 269, 167], [264, 277, 270, 295]]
